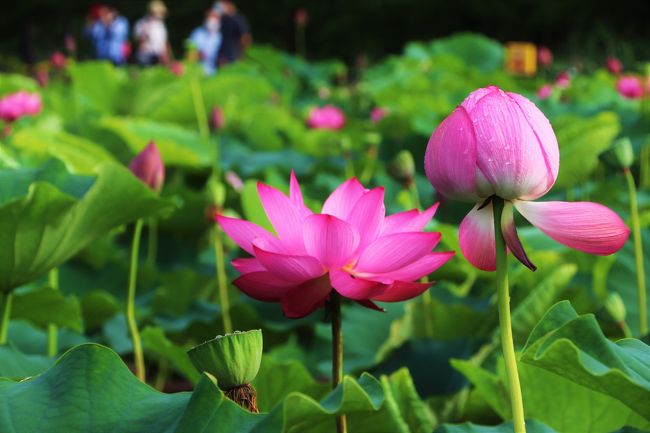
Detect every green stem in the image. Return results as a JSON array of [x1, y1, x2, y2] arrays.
[[0, 293, 13, 345], [624, 169, 647, 336], [127, 219, 146, 382], [493, 197, 526, 433], [331, 291, 347, 433], [408, 180, 422, 210], [189, 76, 210, 142], [47, 268, 59, 357], [621, 321, 633, 339], [341, 137, 355, 179], [214, 226, 233, 333], [154, 359, 170, 391], [146, 218, 158, 267]]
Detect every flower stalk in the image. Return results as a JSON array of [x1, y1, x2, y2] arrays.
[[330, 291, 347, 433], [624, 168, 647, 336], [493, 197, 526, 433], [127, 218, 146, 381], [0, 292, 13, 345], [47, 268, 59, 357], [146, 218, 158, 267]]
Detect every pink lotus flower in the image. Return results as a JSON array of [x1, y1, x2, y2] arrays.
[[307, 105, 345, 130], [424, 86, 629, 271], [50, 51, 67, 69], [605, 57, 623, 75], [616, 76, 643, 100], [0, 91, 42, 123], [129, 141, 165, 193], [370, 107, 387, 123], [216, 173, 454, 318], [536, 84, 553, 100], [537, 46, 553, 67], [555, 71, 571, 88]]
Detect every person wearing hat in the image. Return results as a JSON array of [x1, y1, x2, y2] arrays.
[[134, 1, 170, 66], [188, 9, 223, 75], [85, 3, 130, 65]]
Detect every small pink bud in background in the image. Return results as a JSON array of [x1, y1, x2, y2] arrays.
[[616, 76, 643, 99], [605, 57, 623, 75], [36, 70, 49, 88], [50, 51, 67, 69], [294, 8, 308, 27], [128, 141, 165, 193], [307, 105, 346, 130], [169, 62, 184, 76], [65, 33, 77, 54], [211, 106, 225, 130], [225, 171, 244, 192], [537, 46, 553, 67], [370, 107, 387, 123], [0, 91, 42, 123], [536, 84, 553, 100], [555, 71, 571, 89]]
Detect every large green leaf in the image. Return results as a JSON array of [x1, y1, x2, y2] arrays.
[[553, 112, 620, 188], [69, 61, 126, 115], [433, 421, 557, 433], [428, 33, 505, 73], [11, 286, 83, 332], [0, 345, 52, 378], [521, 301, 650, 419], [141, 326, 200, 384], [97, 116, 212, 168], [0, 163, 171, 291]]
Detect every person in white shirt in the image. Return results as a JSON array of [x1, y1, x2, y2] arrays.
[[134, 1, 170, 66]]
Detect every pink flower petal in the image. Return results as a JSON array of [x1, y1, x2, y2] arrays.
[[290, 171, 312, 217], [345, 187, 385, 248], [231, 258, 265, 274], [424, 106, 482, 202], [321, 178, 366, 219], [363, 252, 455, 283], [216, 215, 280, 255], [329, 269, 385, 300], [233, 271, 295, 302], [514, 200, 630, 255], [281, 275, 332, 318], [253, 244, 325, 283], [380, 204, 439, 235], [355, 232, 441, 273], [302, 214, 360, 268], [372, 281, 431, 302], [501, 201, 536, 271], [459, 202, 496, 271], [471, 90, 556, 200], [356, 299, 386, 312], [257, 182, 307, 252]]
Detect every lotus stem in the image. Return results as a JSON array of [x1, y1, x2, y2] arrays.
[[330, 291, 347, 433], [189, 76, 210, 142], [624, 169, 647, 336], [127, 218, 146, 381], [47, 268, 59, 357], [214, 226, 233, 333], [493, 197, 526, 433], [146, 218, 158, 267], [0, 292, 13, 345]]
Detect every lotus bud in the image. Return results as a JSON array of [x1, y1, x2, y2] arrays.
[[188, 330, 263, 412], [605, 292, 626, 324], [294, 8, 308, 27], [616, 76, 643, 100], [389, 150, 416, 185], [210, 106, 225, 130], [50, 51, 67, 69], [128, 141, 165, 193], [537, 46, 553, 67], [599, 137, 634, 171], [605, 57, 623, 75]]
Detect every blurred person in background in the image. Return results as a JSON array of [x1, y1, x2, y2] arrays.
[[213, 0, 251, 65], [134, 1, 170, 66], [85, 3, 130, 65], [188, 9, 223, 75]]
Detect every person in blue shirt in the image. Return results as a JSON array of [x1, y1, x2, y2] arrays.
[[188, 10, 222, 75], [86, 5, 130, 65]]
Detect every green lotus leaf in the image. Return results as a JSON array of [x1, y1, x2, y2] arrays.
[[0, 162, 172, 292], [521, 300, 650, 420]]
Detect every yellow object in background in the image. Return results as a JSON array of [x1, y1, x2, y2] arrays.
[[506, 42, 537, 76]]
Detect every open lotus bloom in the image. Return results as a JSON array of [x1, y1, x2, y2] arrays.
[[0, 91, 42, 123], [128, 141, 165, 193], [307, 105, 346, 130], [216, 173, 454, 318], [616, 76, 644, 100], [425, 85, 629, 271]]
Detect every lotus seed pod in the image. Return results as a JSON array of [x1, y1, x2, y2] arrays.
[[605, 292, 626, 323], [599, 137, 634, 171], [188, 329, 262, 390]]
